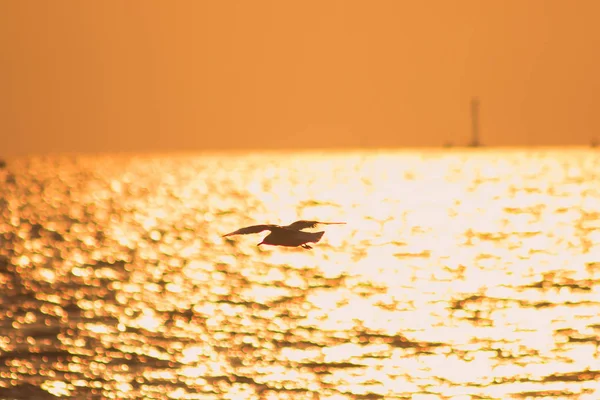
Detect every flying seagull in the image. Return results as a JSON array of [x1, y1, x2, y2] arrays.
[[223, 220, 346, 249]]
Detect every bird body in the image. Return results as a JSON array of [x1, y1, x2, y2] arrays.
[[223, 220, 344, 249], [261, 227, 325, 248]]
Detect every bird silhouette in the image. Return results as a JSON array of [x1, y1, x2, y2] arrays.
[[223, 220, 345, 249]]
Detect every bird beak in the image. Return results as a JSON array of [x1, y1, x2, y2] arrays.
[[257, 242, 263, 246]]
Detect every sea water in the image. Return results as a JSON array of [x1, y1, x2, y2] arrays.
[[0, 148, 599, 399]]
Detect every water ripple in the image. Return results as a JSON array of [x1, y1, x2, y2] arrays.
[[1, 149, 599, 399]]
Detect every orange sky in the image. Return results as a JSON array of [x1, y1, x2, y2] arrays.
[[2, 1, 600, 156]]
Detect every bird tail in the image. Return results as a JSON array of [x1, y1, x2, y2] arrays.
[[312, 231, 325, 243]]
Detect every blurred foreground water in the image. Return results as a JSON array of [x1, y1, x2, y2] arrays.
[[1, 148, 599, 399]]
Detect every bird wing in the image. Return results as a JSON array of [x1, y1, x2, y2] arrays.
[[222, 224, 277, 237], [285, 220, 346, 230]]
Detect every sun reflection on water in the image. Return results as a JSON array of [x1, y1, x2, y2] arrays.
[[1, 149, 600, 398]]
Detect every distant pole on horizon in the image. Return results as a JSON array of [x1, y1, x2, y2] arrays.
[[470, 97, 481, 147]]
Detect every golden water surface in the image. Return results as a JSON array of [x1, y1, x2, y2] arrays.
[[1, 149, 599, 399]]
